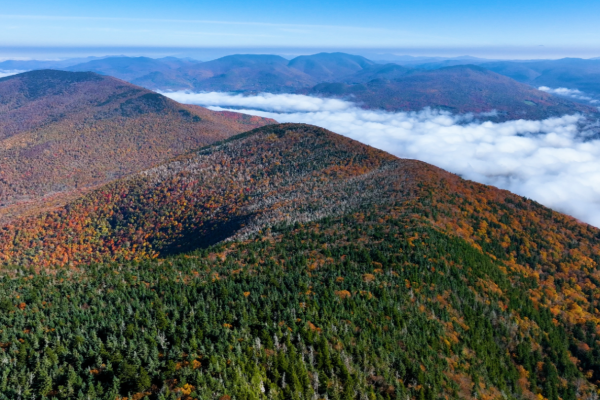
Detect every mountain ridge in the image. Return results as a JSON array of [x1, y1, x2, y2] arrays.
[[0, 123, 600, 398], [0, 70, 275, 222], [307, 65, 597, 119], [4, 54, 598, 120]]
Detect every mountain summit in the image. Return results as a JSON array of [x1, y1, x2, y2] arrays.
[[0, 70, 274, 221], [0, 123, 599, 398]]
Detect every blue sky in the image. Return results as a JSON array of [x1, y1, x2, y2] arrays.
[[1, 0, 600, 58]]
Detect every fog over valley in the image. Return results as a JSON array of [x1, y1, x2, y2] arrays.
[[166, 91, 600, 228]]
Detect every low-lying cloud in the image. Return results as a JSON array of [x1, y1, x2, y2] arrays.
[[539, 86, 599, 105], [163, 91, 353, 112], [0, 70, 26, 78], [165, 91, 600, 228]]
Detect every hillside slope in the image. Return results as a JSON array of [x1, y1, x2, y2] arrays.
[[1, 124, 600, 398], [0, 70, 274, 221], [308, 65, 597, 120]]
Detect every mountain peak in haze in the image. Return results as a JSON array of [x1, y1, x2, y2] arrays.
[[287, 52, 376, 81], [63, 56, 196, 81], [309, 64, 598, 119]]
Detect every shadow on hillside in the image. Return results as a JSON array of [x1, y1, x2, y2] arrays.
[[158, 214, 254, 257]]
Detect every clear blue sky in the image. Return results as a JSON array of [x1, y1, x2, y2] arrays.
[[1, 0, 599, 58]]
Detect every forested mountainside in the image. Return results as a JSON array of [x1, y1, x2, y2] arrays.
[[0, 70, 274, 222], [307, 65, 598, 120], [1, 124, 600, 399]]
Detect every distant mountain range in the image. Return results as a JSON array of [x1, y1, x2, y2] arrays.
[[306, 65, 596, 119], [63, 56, 198, 82], [0, 70, 274, 222], [2, 53, 599, 121], [480, 58, 600, 97], [368, 57, 600, 98]]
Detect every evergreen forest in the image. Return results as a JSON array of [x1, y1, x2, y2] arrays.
[[0, 124, 599, 400]]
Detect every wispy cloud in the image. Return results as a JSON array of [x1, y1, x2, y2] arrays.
[[165, 91, 600, 228], [539, 86, 599, 105], [162, 92, 353, 112], [0, 14, 415, 35], [0, 70, 26, 78]]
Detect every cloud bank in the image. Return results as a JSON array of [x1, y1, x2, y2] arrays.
[[162, 91, 353, 112], [0, 70, 26, 79], [165, 91, 600, 228], [539, 86, 599, 105]]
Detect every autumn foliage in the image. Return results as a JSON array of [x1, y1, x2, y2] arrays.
[[0, 123, 599, 398], [0, 70, 274, 222]]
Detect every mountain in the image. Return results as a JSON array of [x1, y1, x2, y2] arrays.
[[0, 56, 104, 71], [68, 53, 379, 93], [341, 63, 411, 83], [481, 58, 600, 97], [134, 54, 317, 92], [5, 54, 599, 120], [64, 56, 198, 81], [308, 65, 598, 120], [1, 123, 599, 398], [402, 57, 600, 98], [287, 52, 376, 81], [0, 70, 274, 222]]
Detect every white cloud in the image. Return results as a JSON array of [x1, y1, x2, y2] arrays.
[[165, 91, 600, 228], [161, 91, 354, 112], [0, 70, 26, 78], [539, 86, 599, 105]]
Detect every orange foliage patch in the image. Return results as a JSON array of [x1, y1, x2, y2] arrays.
[[335, 290, 351, 299]]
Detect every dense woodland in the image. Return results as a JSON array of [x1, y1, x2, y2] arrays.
[[0, 124, 600, 399], [0, 70, 274, 222]]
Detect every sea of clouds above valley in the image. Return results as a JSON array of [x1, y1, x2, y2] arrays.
[[164, 91, 600, 228]]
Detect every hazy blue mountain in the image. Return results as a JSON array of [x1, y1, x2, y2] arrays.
[[0, 56, 104, 71], [172, 54, 317, 92], [508, 58, 600, 96], [64, 56, 198, 81], [5, 52, 598, 119], [287, 52, 376, 81], [404, 57, 600, 97], [307, 65, 598, 120], [341, 63, 411, 83]]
